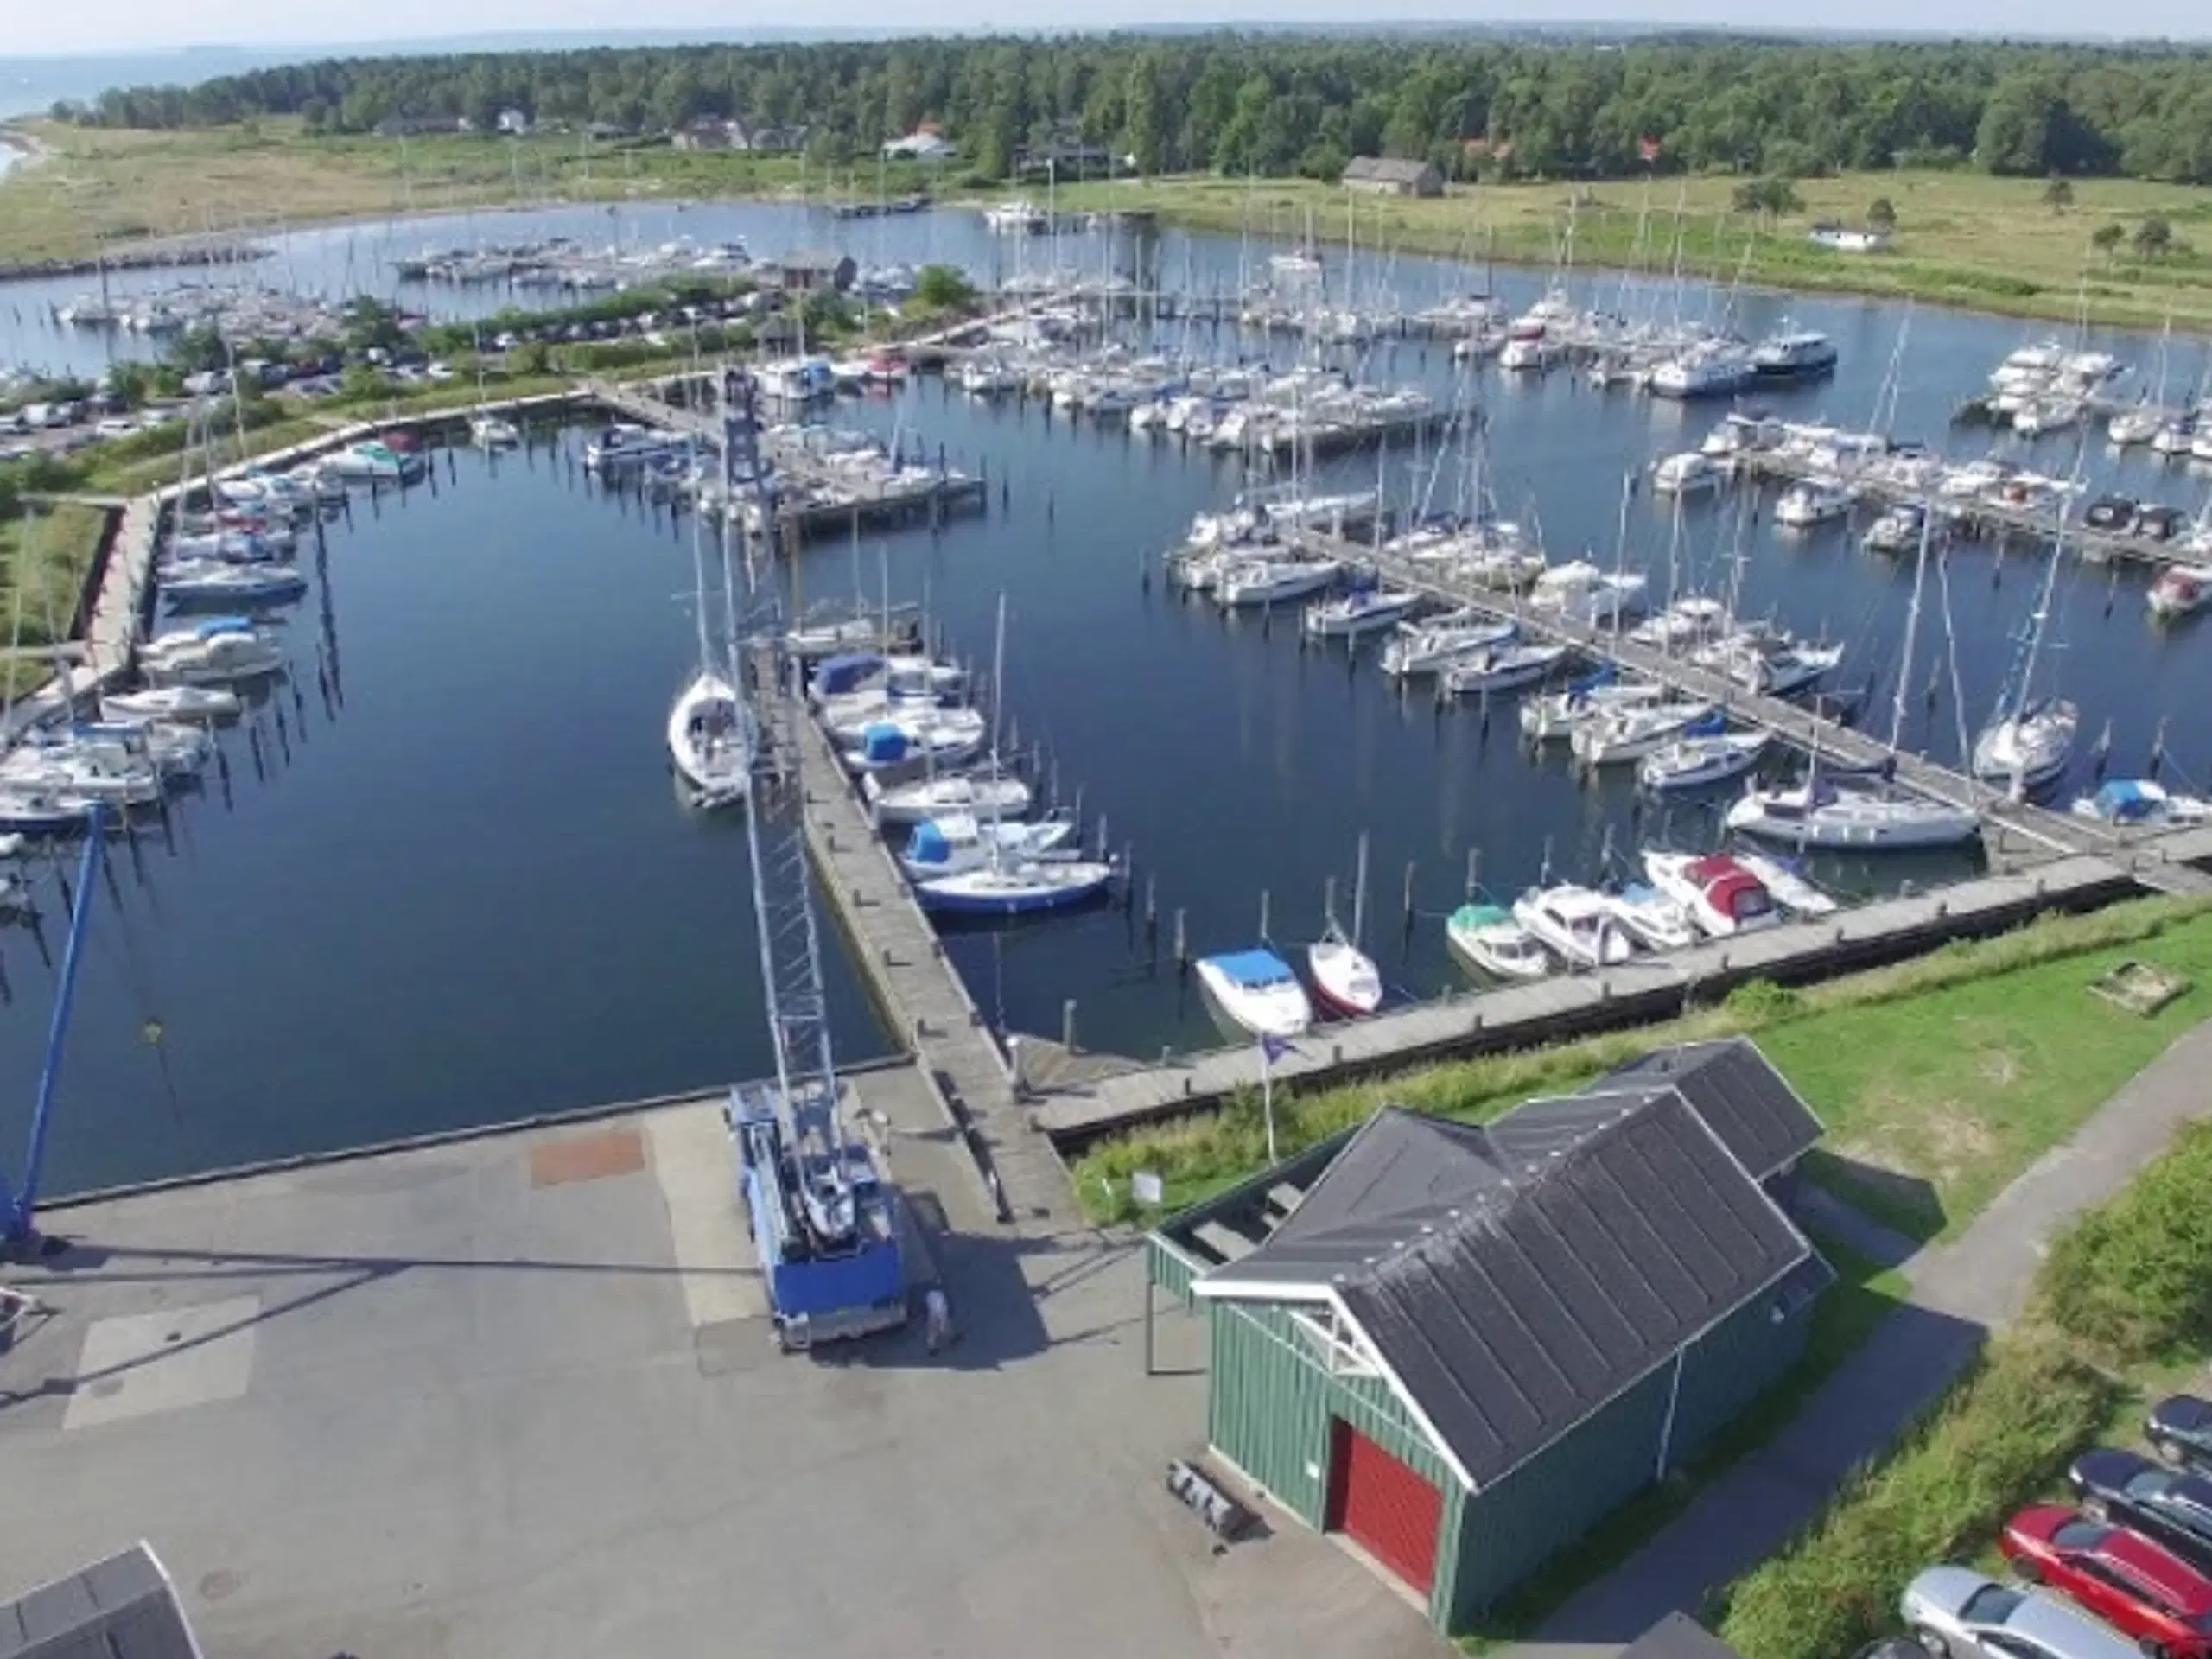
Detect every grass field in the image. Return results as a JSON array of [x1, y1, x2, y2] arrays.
[[1074, 897, 2212, 1241], [0, 500, 110, 697]]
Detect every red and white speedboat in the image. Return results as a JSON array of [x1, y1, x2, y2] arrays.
[[1642, 851, 1783, 938], [1306, 926, 1382, 1017], [2149, 563, 2212, 621]]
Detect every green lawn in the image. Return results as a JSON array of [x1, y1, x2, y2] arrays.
[[0, 501, 111, 700]]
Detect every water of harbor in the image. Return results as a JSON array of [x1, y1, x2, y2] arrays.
[[3, 202, 2212, 1192]]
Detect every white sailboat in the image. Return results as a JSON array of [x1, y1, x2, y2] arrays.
[[898, 813, 1074, 880], [1971, 513, 2076, 798], [1379, 612, 1516, 677], [1440, 643, 1568, 696], [1302, 588, 1421, 639], [1305, 837, 1382, 1017], [667, 445, 752, 806], [139, 617, 286, 686], [102, 685, 241, 722], [1571, 700, 1719, 766], [1639, 728, 1770, 792], [864, 769, 1033, 827]]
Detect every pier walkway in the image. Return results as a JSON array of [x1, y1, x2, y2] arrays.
[[1034, 853, 2138, 1147]]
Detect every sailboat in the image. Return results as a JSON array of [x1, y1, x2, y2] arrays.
[[1726, 506, 1980, 851], [864, 768, 1033, 827], [1970, 511, 2077, 798], [1305, 836, 1382, 1017], [666, 441, 752, 806], [898, 812, 1075, 880]]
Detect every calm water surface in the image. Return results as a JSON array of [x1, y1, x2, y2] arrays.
[[3, 204, 2212, 1192]]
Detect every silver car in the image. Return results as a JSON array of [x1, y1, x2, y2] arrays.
[[1902, 1566, 2145, 1659]]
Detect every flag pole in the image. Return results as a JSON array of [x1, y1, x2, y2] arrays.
[[1259, 1038, 1279, 1164]]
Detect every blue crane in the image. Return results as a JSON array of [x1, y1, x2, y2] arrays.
[[716, 369, 906, 1352]]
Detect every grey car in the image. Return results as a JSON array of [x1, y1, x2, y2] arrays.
[[1903, 1566, 2147, 1659]]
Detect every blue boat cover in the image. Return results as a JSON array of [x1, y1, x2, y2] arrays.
[[194, 616, 255, 638], [1682, 709, 1729, 739], [908, 820, 953, 864], [814, 653, 885, 696], [2092, 780, 2157, 822], [860, 723, 909, 765], [1568, 663, 1618, 701], [1206, 948, 1294, 988]]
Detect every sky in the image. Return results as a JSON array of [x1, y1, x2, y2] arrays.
[[2, 0, 2204, 57]]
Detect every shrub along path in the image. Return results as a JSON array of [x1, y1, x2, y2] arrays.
[[1507, 1014, 2212, 1659]]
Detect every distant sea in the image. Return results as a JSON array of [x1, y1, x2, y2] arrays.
[[0, 48, 322, 119]]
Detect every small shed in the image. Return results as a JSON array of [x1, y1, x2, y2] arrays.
[[779, 251, 857, 294], [1343, 156, 1444, 198], [1147, 1043, 1829, 1634]]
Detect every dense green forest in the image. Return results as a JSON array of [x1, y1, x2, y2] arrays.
[[54, 36, 2212, 186]]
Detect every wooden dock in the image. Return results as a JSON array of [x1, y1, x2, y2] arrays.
[[758, 667, 1078, 1234], [1034, 852, 2142, 1149]]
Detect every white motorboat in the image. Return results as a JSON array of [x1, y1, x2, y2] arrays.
[[1863, 503, 1929, 555], [1379, 613, 1516, 677], [957, 358, 1020, 396], [1571, 701, 1719, 766], [1216, 556, 1341, 608], [1194, 948, 1314, 1039], [1751, 327, 1839, 380], [1605, 884, 1700, 952], [1642, 850, 1783, 938], [666, 671, 752, 804], [0, 790, 101, 835], [1515, 886, 1637, 969], [864, 768, 1034, 827], [1651, 451, 1726, 497], [102, 685, 241, 722], [2109, 405, 2165, 446], [138, 617, 286, 686], [899, 813, 1075, 880], [2070, 779, 2212, 827], [1730, 849, 1838, 918], [1527, 561, 1649, 626], [1725, 778, 1981, 850], [1649, 343, 1758, 400], [2149, 563, 2212, 620], [325, 439, 423, 483], [1440, 643, 1568, 696], [470, 414, 522, 448], [1630, 596, 1733, 652], [158, 560, 308, 604], [1639, 729, 1770, 792], [1971, 696, 2078, 794], [1446, 902, 1551, 980], [1773, 480, 1853, 528], [1302, 588, 1421, 639], [1306, 927, 1383, 1017], [982, 200, 1047, 235]]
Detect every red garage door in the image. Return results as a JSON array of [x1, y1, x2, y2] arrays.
[[1325, 1418, 1443, 1597]]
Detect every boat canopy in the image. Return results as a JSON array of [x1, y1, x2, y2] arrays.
[[814, 653, 886, 696], [859, 723, 909, 765], [907, 820, 954, 864], [2089, 779, 2162, 823], [1685, 855, 1773, 920], [1567, 663, 1618, 702], [1205, 949, 1297, 988], [1452, 903, 1512, 930], [1681, 709, 1730, 740], [194, 616, 257, 638]]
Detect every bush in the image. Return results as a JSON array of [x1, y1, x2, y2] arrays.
[[2039, 1118, 2212, 1362], [1718, 1339, 2114, 1659], [1725, 979, 1804, 1021]]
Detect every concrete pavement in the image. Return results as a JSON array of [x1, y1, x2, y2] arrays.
[[1518, 1016, 2212, 1659]]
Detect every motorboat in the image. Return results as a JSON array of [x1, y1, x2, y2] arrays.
[[1306, 927, 1383, 1018], [1301, 588, 1421, 639], [2070, 779, 2212, 827], [2109, 405, 2166, 446], [810, 652, 967, 707], [325, 439, 423, 483], [1971, 696, 2078, 794], [982, 200, 1047, 235], [1445, 903, 1551, 981], [1514, 885, 1637, 969], [864, 768, 1033, 827], [1731, 849, 1838, 917], [1440, 643, 1568, 696], [0, 790, 101, 835], [1701, 631, 1844, 697], [1639, 728, 1770, 793], [1751, 327, 1839, 380], [1215, 556, 1341, 608], [60, 717, 212, 779], [138, 617, 286, 686], [1519, 674, 1666, 741], [2149, 563, 2212, 620], [1773, 480, 1853, 528], [1725, 777, 1982, 850], [666, 670, 752, 804], [158, 560, 308, 605], [1605, 884, 1699, 952], [898, 813, 1075, 880], [1193, 949, 1314, 1039], [1651, 452, 1726, 497], [1863, 503, 1929, 555], [102, 685, 241, 722], [470, 413, 522, 448], [1379, 613, 1516, 677], [1571, 701, 1719, 766], [1630, 596, 1733, 652], [912, 856, 1115, 916], [1649, 342, 1758, 400], [1642, 850, 1783, 938]]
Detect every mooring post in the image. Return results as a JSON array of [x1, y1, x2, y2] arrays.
[[1062, 998, 1078, 1054], [1174, 908, 1188, 969], [1258, 888, 1270, 942], [1402, 860, 1417, 931], [1465, 846, 1480, 901]]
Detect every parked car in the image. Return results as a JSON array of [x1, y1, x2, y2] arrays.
[[2072, 1451, 2212, 1571], [2149, 1400, 2212, 1472], [94, 416, 137, 439], [2003, 1503, 2212, 1659], [1856, 1640, 1931, 1659], [1903, 1566, 2144, 1659]]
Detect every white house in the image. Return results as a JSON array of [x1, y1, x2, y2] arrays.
[[496, 108, 531, 137]]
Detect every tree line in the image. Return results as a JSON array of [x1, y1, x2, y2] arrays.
[[54, 35, 2212, 186]]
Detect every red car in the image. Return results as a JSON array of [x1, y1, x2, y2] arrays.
[[2004, 1504, 2212, 1659]]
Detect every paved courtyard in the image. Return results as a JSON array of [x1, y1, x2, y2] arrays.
[[0, 1066, 1441, 1659]]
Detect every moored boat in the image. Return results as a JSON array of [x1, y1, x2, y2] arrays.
[[1642, 850, 1782, 937], [1194, 948, 1315, 1039], [1513, 885, 1637, 969], [1638, 728, 1770, 792], [1445, 902, 1551, 981], [1306, 927, 1383, 1017]]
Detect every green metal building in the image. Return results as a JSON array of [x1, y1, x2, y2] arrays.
[[1146, 1039, 1831, 1633]]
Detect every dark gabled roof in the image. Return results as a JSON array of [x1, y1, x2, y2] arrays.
[[1200, 1089, 1810, 1491], [1584, 1038, 1822, 1182], [1343, 156, 1440, 182], [1622, 1614, 1751, 1659], [0, 1543, 200, 1659]]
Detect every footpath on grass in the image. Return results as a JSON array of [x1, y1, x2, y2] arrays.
[[1507, 1014, 2212, 1659]]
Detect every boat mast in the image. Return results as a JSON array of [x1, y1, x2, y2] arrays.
[[1889, 490, 1937, 755], [1351, 831, 1370, 950]]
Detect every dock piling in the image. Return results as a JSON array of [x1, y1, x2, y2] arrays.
[[1258, 888, 1270, 944], [1062, 999, 1078, 1054], [1465, 847, 1480, 901], [1402, 861, 1417, 932], [1174, 908, 1188, 970]]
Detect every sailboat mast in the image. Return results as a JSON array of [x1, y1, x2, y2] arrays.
[[991, 590, 1008, 757], [1351, 832, 1369, 949], [1890, 495, 1936, 753]]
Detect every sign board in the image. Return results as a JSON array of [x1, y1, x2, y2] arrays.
[[1131, 1170, 1165, 1207]]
